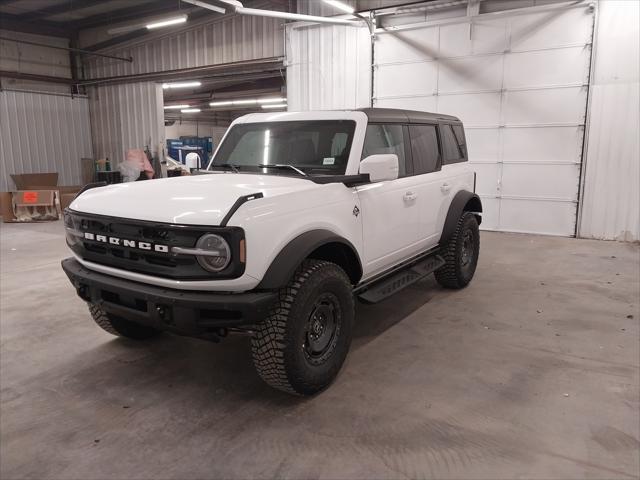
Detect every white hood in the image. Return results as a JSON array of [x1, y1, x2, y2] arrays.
[[70, 173, 317, 225]]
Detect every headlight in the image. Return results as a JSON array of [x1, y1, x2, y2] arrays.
[[195, 234, 231, 272]]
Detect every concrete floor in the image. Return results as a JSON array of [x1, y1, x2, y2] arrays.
[[1, 221, 638, 480]]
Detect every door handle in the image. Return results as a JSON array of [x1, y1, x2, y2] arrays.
[[441, 182, 451, 193], [404, 191, 417, 202]]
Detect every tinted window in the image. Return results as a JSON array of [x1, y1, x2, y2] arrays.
[[362, 124, 407, 177], [452, 125, 467, 160], [441, 124, 464, 164], [409, 125, 440, 174]]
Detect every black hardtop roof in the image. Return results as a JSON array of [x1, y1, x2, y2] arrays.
[[358, 107, 461, 124]]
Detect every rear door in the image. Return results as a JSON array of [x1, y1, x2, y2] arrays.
[[437, 123, 474, 234], [407, 123, 449, 249], [356, 123, 422, 276]]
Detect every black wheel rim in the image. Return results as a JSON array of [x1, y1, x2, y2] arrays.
[[460, 229, 475, 269], [303, 292, 342, 366]]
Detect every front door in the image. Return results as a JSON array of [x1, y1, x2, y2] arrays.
[[356, 124, 422, 277]]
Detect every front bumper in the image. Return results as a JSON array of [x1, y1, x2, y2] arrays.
[[62, 258, 277, 337]]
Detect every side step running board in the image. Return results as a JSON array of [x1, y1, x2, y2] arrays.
[[357, 254, 445, 304]]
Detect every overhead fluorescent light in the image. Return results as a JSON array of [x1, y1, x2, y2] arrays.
[[162, 81, 202, 89], [146, 15, 188, 30], [209, 97, 286, 107], [164, 104, 190, 109], [322, 0, 355, 14], [258, 97, 286, 104], [261, 103, 287, 109], [233, 99, 258, 105], [181, 108, 201, 113], [107, 24, 144, 35]]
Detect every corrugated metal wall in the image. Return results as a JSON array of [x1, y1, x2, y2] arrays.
[[579, 0, 639, 242], [83, 14, 284, 78], [0, 90, 93, 191], [286, 22, 371, 111], [88, 82, 164, 165], [0, 30, 72, 94]]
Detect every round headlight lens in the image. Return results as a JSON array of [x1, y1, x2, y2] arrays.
[[195, 234, 231, 272]]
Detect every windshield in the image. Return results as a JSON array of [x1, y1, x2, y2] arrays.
[[208, 120, 356, 175]]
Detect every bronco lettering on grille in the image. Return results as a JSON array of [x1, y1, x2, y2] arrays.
[[83, 232, 169, 253]]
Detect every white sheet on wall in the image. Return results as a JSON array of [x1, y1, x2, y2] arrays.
[[579, 0, 640, 242], [286, 23, 371, 111]]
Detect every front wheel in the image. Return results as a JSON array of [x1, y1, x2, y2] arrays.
[[250, 260, 355, 396], [435, 212, 480, 289]]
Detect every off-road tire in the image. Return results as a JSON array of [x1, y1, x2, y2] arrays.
[[88, 303, 160, 340], [250, 260, 355, 396], [435, 212, 480, 289]]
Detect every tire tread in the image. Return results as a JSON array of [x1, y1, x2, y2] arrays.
[[435, 212, 479, 289], [251, 259, 350, 395]]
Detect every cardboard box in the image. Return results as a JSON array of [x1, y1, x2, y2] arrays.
[[3, 173, 82, 222], [11, 173, 58, 190], [10, 190, 59, 222], [0, 192, 16, 222]]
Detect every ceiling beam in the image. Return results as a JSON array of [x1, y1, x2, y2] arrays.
[[18, 0, 104, 22], [82, 7, 212, 51], [69, 0, 188, 30], [0, 70, 74, 84], [0, 13, 72, 38]]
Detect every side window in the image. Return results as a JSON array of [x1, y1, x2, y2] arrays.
[[452, 125, 468, 161], [361, 124, 407, 177], [441, 124, 465, 164], [408, 125, 440, 175]]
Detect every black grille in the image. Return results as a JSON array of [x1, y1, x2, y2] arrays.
[[64, 210, 245, 280]]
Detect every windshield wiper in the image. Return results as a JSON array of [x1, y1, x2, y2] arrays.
[[211, 163, 240, 173], [258, 164, 307, 176]]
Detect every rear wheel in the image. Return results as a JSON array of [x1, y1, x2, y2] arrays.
[[88, 303, 160, 340], [250, 260, 354, 396], [435, 212, 480, 289]]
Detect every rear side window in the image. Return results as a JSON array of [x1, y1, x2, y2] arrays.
[[441, 124, 466, 164], [362, 124, 408, 177], [408, 125, 440, 175]]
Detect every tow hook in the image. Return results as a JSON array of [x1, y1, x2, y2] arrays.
[[156, 305, 173, 324], [77, 285, 90, 301]]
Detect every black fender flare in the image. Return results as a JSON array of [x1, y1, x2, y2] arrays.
[[439, 191, 483, 245], [257, 230, 363, 289]]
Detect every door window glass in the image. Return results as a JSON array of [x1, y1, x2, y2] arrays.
[[409, 125, 440, 174], [441, 124, 464, 164], [361, 124, 407, 177]]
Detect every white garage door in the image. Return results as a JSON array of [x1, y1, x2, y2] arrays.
[[374, 4, 595, 236]]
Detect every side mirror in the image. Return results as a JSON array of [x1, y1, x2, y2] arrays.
[[359, 154, 399, 182]]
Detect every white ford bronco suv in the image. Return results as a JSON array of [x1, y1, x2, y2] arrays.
[[62, 108, 482, 396]]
